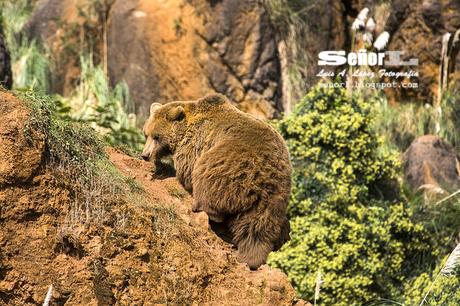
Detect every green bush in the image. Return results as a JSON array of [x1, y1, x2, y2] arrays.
[[57, 56, 144, 151], [402, 192, 460, 305], [1, 0, 51, 92], [268, 85, 432, 305], [372, 90, 460, 152], [405, 263, 460, 306]]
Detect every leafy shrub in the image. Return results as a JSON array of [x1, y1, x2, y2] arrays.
[[372, 90, 460, 152], [1, 0, 51, 92], [57, 56, 144, 151], [268, 85, 431, 305], [405, 255, 460, 305], [372, 95, 433, 151]]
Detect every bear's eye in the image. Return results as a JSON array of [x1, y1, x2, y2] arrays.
[[153, 134, 160, 141]]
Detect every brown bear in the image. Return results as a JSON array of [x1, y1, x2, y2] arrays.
[[141, 94, 292, 269]]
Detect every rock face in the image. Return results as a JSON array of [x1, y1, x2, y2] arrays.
[[193, 0, 281, 118], [26, 0, 281, 121], [403, 135, 460, 195], [273, 0, 460, 105], [0, 92, 305, 305], [384, 0, 460, 104], [24, 0, 460, 119]]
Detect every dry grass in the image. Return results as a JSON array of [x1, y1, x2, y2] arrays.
[[441, 243, 460, 276], [419, 242, 460, 305], [314, 270, 322, 306], [264, 0, 313, 113]]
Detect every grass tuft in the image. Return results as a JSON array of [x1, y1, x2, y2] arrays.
[[441, 243, 460, 276], [1, 0, 51, 92]]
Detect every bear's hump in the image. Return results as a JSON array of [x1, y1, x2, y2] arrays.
[[198, 94, 228, 106]]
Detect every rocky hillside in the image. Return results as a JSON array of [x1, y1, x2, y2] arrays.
[[23, 0, 460, 120], [0, 90, 307, 305], [26, 0, 281, 120]]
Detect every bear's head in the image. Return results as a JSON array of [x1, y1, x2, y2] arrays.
[[141, 94, 229, 162], [141, 102, 187, 162]]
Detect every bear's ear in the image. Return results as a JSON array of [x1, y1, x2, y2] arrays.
[[150, 102, 162, 116], [166, 106, 185, 121]]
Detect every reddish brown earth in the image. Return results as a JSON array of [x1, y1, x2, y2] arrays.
[[0, 91, 308, 305]]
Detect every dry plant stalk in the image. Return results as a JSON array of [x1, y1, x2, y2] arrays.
[[42, 284, 53, 306], [441, 242, 460, 275], [436, 29, 460, 132], [314, 270, 322, 306]]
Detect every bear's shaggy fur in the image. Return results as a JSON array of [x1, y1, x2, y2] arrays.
[[142, 94, 292, 269]]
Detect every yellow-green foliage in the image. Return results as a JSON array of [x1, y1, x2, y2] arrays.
[[405, 261, 460, 305], [402, 194, 460, 305], [268, 86, 431, 305]]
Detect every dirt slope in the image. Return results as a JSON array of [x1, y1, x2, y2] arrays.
[[0, 91, 307, 305]]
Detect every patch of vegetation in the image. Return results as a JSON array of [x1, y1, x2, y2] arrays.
[[19, 89, 180, 242], [0, 0, 50, 92], [168, 186, 188, 199], [373, 89, 460, 152], [372, 95, 432, 151], [264, 0, 314, 110], [56, 56, 144, 151], [438, 89, 460, 150], [406, 258, 460, 305], [20, 89, 127, 223], [401, 188, 460, 305], [20, 89, 105, 173], [268, 85, 435, 305], [125, 176, 144, 193], [1, 0, 144, 153]]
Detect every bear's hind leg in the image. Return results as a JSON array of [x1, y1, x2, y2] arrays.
[[236, 235, 273, 270], [229, 207, 282, 270]]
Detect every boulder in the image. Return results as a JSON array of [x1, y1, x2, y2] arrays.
[[403, 135, 460, 195]]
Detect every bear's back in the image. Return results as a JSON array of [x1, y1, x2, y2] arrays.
[[198, 101, 287, 154]]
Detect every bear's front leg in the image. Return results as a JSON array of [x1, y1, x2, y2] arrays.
[[192, 200, 225, 223], [153, 159, 176, 179]]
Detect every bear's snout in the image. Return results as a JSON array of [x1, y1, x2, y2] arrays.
[[141, 153, 150, 161]]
